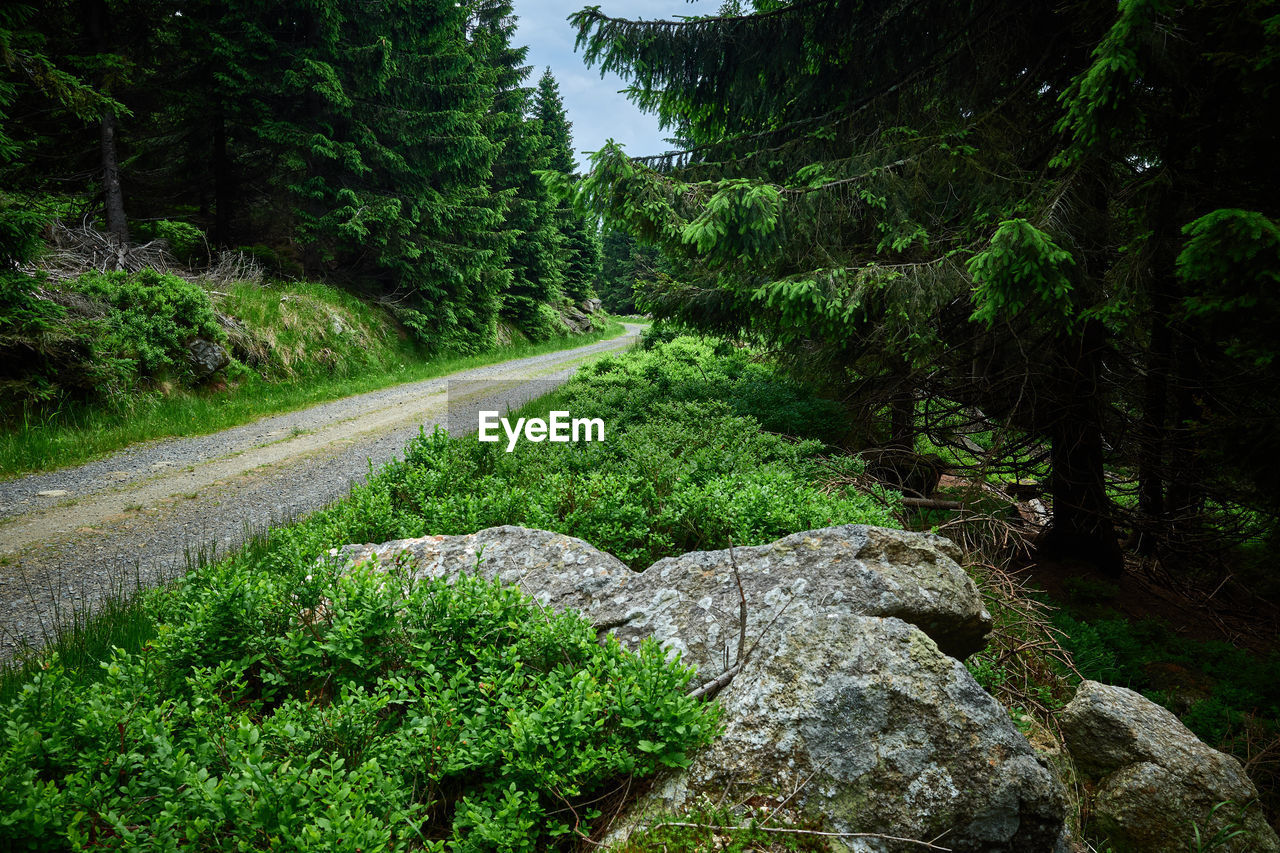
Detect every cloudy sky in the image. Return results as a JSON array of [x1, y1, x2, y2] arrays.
[[513, 1, 715, 171]]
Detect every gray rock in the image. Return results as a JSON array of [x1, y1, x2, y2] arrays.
[[581, 297, 603, 314], [334, 525, 1058, 850], [186, 337, 229, 379], [614, 615, 1066, 852], [610, 525, 992, 662], [331, 525, 632, 618], [1061, 681, 1278, 852]]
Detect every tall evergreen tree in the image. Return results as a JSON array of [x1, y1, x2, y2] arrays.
[[470, 2, 564, 335], [535, 67, 598, 302]]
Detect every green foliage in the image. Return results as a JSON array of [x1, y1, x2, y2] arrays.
[[0, 562, 718, 850], [0, 193, 49, 268], [1051, 608, 1280, 755], [69, 269, 223, 380], [967, 219, 1077, 329], [0, 271, 62, 336], [680, 180, 781, 264], [599, 227, 661, 315], [134, 220, 207, 266], [306, 336, 896, 568], [0, 270, 76, 404], [1, 269, 226, 410], [533, 68, 600, 303], [1051, 0, 1171, 168], [1177, 209, 1280, 367]]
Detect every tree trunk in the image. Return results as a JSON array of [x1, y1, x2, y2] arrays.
[[84, 0, 128, 244], [213, 104, 231, 246], [888, 379, 914, 450], [100, 108, 129, 243], [1136, 306, 1169, 554], [1038, 323, 1124, 574]]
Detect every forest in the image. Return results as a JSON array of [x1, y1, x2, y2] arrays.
[[1, 0, 615, 398], [1, 0, 1279, 850]]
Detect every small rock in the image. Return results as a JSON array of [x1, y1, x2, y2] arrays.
[[1061, 681, 1279, 852], [187, 337, 230, 380], [108, 471, 129, 481], [36, 490, 69, 497]]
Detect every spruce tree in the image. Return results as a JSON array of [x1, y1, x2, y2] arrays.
[[535, 67, 598, 303], [470, 1, 564, 337]]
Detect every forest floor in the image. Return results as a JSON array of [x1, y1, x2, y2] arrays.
[[0, 323, 642, 660]]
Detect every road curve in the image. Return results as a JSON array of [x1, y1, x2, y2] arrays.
[[0, 324, 642, 660]]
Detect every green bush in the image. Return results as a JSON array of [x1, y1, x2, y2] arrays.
[[68, 269, 224, 380], [152, 220, 207, 265], [0, 271, 109, 410], [292, 336, 898, 567], [0, 560, 718, 850]]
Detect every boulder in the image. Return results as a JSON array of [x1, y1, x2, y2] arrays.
[[186, 337, 229, 379], [332, 525, 1064, 851], [332, 525, 632, 619], [559, 304, 596, 334], [607, 525, 992, 662], [580, 297, 603, 314], [615, 614, 1066, 852], [1061, 681, 1278, 852]]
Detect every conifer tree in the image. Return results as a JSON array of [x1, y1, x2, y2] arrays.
[[535, 67, 598, 303], [470, 2, 565, 336]]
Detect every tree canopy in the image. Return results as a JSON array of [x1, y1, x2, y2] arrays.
[[0, 0, 601, 352], [562, 0, 1280, 571]]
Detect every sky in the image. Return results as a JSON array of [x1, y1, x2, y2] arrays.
[[513, 1, 715, 171]]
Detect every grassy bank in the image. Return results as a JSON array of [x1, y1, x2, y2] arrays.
[[1, 275, 625, 479]]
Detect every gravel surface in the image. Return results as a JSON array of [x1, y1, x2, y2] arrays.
[[0, 325, 641, 661]]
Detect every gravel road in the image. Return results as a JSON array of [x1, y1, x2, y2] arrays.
[[0, 324, 642, 661]]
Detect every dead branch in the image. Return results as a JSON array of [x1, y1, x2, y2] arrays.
[[647, 820, 952, 851]]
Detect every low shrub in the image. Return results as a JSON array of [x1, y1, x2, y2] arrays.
[[0, 561, 718, 850], [68, 268, 224, 381], [132, 219, 207, 265], [297, 336, 898, 567], [2, 268, 226, 415]]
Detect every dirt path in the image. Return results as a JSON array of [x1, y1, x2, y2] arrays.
[[0, 324, 642, 660]]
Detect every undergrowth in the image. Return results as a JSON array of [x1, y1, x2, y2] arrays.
[[0, 564, 719, 850], [0, 334, 894, 850]]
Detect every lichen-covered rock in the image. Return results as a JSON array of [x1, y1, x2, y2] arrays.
[[333, 525, 1062, 851], [331, 525, 631, 618], [616, 614, 1066, 852], [1061, 681, 1278, 852], [608, 525, 992, 662]]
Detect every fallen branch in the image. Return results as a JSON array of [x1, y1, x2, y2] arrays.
[[688, 539, 750, 701], [901, 497, 964, 510], [649, 820, 952, 851]]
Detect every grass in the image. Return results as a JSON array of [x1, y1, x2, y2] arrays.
[[0, 308, 626, 479]]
